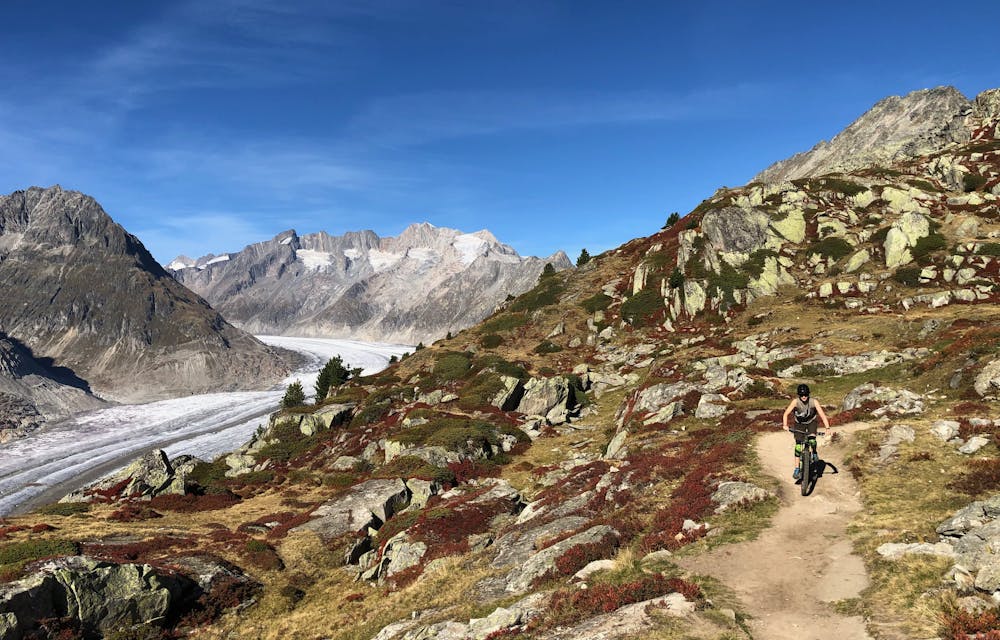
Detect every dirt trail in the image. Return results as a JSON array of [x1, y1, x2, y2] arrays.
[[677, 423, 874, 640]]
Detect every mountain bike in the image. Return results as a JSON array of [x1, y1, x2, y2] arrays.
[[791, 428, 824, 496]]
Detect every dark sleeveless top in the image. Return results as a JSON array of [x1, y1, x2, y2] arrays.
[[793, 397, 817, 424]]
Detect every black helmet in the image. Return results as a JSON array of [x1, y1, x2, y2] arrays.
[[797, 383, 810, 397]]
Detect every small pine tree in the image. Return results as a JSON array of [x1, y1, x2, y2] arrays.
[[662, 212, 680, 229], [315, 356, 351, 402], [446, 331, 453, 340], [415, 342, 425, 351], [668, 267, 685, 289], [576, 248, 591, 266], [389, 355, 398, 364], [541, 262, 556, 277], [282, 380, 305, 409]]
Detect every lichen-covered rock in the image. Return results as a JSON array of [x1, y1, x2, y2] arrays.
[[294, 478, 411, 540], [884, 211, 930, 268], [516, 377, 575, 423], [504, 525, 617, 594], [695, 393, 730, 419], [841, 383, 924, 416], [931, 420, 961, 442], [974, 359, 1000, 397], [711, 481, 771, 513], [62, 449, 196, 503], [876, 542, 955, 560], [0, 556, 210, 640]]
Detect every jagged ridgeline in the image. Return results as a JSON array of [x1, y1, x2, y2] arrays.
[[169, 223, 573, 345], [3, 86, 1000, 640]]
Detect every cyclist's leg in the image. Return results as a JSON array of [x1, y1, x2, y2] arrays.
[[792, 430, 806, 478], [807, 420, 819, 459]]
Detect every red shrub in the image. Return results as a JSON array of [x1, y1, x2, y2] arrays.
[[940, 604, 1000, 639], [267, 511, 317, 540], [82, 536, 193, 564], [30, 523, 56, 533], [950, 458, 1000, 496], [553, 536, 617, 576], [149, 491, 240, 513], [548, 573, 700, 623], [343, 592, 365, 603], [179, 574, 261, 628], [448, 459, 502, 484], [107, 503, 162, 522]]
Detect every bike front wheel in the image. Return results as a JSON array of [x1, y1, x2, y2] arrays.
[[800, 442, 811, 496]]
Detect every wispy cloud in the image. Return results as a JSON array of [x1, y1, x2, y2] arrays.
[[347, 84, 773, 147]]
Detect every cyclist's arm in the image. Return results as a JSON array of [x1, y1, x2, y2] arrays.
[[782, 400, 795, 430], [814, 399, 831, 430]]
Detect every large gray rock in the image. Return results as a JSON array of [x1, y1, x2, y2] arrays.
[[516, 377, 575, 424], [0, 557, 186, 640], [633, 381, 697, 415], [504, 525, 617, 594], [62, 449, 196, 503], [711, 481, 771, 513], [841, 384, 924, 416], [533, 593, 696, 640], [975, 359, 1000, 397], [294, 478, 411, 540]]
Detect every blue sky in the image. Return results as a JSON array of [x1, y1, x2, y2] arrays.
[[2, 1, 998, 265]]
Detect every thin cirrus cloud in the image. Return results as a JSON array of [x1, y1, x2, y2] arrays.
[[347, 84, 774, 148]]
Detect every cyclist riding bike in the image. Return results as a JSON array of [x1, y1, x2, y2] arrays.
[[782, 383, 831, 482]]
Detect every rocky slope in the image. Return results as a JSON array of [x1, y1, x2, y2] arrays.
[[4, 87, 1000, 640], [755, 86, 1000, 183], [0, 332, 105, 442], [0, 186, 289, 403], [169, 223, 573, 344]]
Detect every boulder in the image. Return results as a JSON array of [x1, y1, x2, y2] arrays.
[[313, 402, 355, 429], [844, 248, 870, 273], [491, 376, 526, 411], [683, 280, 707, 317], [711, 481, 771, 513], [505, 525, 617, 593], [294, 478, 411, 540], [841, 384, 924, 416], [0, 556, 197, 640], [960, 436, 991, 455], [62, 449, 194, 503], [702, 206, 770, 255], [931, 420, 961, 442], [876, 542, 955, 560], [884, 211, 930, 268], [974, 359, 1000, 397], [532, 593, 695, 639], [516, 377, 574, 423], [633, 382, 697, 414], [695, 393, 730, 419]]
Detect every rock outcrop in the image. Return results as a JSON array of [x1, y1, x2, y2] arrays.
[[0, 186, 290, 403], [170, 223, 573, 344], [754, 86, 975, 183]]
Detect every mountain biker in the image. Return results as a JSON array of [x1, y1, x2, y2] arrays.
[[782, 383, 831, 482]]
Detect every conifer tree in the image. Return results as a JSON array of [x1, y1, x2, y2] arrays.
[[576, 248, 591, 266], [315, 355, 350, 402], [282, 380, 306, 408]]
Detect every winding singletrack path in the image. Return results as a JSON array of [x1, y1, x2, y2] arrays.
[[677, 423, 874, 640]]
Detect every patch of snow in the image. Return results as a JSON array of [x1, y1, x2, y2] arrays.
[[344, 248, 363, 260], [297, 249, 335, 270], [454, 233, 487, 265], [280, 236, 293, 245], [406, 247, 439, 265], [369, 249, 403, 271], [166, 260, 191, 270], [205, 254, 230, 265]]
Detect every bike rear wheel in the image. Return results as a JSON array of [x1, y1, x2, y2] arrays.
[[800, 441, 811, 496]]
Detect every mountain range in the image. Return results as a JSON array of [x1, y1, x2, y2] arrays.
[[168, 223, 572, 344], [2, 85, 1000, 640]]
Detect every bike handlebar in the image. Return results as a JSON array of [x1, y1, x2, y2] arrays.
[[787, 428, 826, 436]]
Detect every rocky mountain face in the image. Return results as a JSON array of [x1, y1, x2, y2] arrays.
[[0, 186, 289, 403], [5, 88, 1000, 640], [169, 223, 573, 344], [0, 333, 105, 442], [755, 86, 1000, 183]]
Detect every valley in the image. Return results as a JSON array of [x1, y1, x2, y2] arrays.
[[0, 336, 411, 517]]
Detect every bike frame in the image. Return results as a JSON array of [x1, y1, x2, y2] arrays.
[[790, 428, 825, 496]]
